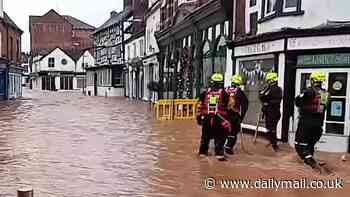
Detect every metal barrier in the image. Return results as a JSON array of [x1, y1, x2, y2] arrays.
[[154, 99, 200, 120], [155, 99, 173, 120]]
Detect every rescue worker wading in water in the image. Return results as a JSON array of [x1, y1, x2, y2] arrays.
[[259, 72, 283, 151], [224, 74, 249, 155], [197, 73, 231, 161], [295, 71, 329, 173]]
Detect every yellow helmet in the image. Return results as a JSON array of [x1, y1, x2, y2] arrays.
[[231, 74, 242, 85], [211, 73, 224, 82], [265, 72, 278, 82], [310, 71, 326, 82]]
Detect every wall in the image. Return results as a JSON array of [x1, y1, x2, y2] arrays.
[[30, 11, 73, 54], [72, 29, 94, 50], [77, 51, 95, 73], [145, 6, 160, 56], [0, 22, 22, 64], [38, 48, 76, 72], [247, 0, 350, 34], [126, 36, 145, 61]]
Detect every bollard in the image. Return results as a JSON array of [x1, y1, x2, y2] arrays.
[[17, 187, 33, 197]]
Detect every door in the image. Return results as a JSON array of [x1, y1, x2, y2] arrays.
[[94, 72, 98, 96], [0, 71, 6, 98], [294, 68, 350, 152]]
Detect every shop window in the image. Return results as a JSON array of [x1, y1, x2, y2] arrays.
[[48, 58, 55, 68], [112, 67, 124, 87], [250, 12, 258, 35], [77, 78, 86, 89], [60, 76, 73, 90], [238, 58, 275, 126]]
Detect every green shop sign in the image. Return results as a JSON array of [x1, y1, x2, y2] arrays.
[[297, 54, 350, 66]]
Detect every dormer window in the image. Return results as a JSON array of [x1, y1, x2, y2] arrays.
[[265, 0, 277, 16]]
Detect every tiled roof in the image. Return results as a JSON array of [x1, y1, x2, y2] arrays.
[[94, 7, 132, 34]]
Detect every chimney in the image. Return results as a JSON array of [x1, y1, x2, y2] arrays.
[[0, 0, 3, 18], [110, 11, 117, 18]]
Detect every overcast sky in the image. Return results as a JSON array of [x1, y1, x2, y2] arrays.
[[3, 0, 124, 52]]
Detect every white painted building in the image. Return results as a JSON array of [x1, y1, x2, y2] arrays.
[[31, 47, 92, 91], [125, 34, 145, 100], [228, 0, 350, 152], [142, 0, 161, 102]]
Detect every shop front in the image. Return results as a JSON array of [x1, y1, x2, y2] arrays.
[[289, 53, 350, 153], [233, 39, 287, 141]]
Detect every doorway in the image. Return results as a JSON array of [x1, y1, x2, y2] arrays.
[[293, 68, 350, 152]]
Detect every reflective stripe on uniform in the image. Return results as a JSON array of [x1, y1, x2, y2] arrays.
[[295, 142, 308, 146], [305, 155, 313, 159]]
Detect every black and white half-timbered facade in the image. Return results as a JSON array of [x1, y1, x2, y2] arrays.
[[86, 9, 132, 97], [156, 0, 233, 99]]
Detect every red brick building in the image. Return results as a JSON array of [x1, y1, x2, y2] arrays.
[[29, 9, 95, 56], [0, 10, 23, 100]]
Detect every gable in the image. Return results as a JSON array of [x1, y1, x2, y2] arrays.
[[42, 48, 75, 63], [36, 9, 70, 25]]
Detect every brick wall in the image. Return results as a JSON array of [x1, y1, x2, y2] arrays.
[[0, 22, 22, 64]]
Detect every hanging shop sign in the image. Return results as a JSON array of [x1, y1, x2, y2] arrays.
[[234, 39, 284, 57], [288, 34, 350, 50], [297, 53, 350, 66]]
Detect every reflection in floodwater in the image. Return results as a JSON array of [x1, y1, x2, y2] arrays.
[[0, 89, 349, 197]]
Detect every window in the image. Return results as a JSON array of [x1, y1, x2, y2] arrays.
[[127, 45, 131, 60], [60, 76, 73, 90], [48, 58, 55, 68], [112, 67, 124, 86], [250, 12, 258, 35], [285, 0, 297, 8], [250, 0, 257, 7], [139, 39, 144, 56], [10, 37, 13, 60], [238, 58, 275, 127], [283, 0, 298, 12], [133, 43, 136, 57], [17, 40, 20, 61], [77, 77, 86, 89], [265, 0, 277, 16]]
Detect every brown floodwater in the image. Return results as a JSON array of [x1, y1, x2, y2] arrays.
[[0, 89, 349, 197]]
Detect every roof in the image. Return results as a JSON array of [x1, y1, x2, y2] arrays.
[[94, 7, 132, 34], [38, 47, 85, 62], [63, 15, 95, 30], [2, 12, 23, 33], [29, 10, 95, 30]]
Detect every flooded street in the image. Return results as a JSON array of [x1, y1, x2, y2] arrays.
[[0, 89, 349, 197]]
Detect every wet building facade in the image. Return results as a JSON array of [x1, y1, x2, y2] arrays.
[[228, 0, 350, 153], [88, 9, 132, 97], [156, 0, 233, 99], [0, 4, 23, 100], [31, 47, 91, 91]]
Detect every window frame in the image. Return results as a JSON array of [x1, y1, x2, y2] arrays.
[[259, 0, 303, 23], [283, 0, 298, 13], [48, 57, 55, 68]]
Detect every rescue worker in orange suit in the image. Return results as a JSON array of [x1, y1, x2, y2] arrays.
[[197, 73, 230, 161], [259, 72, 283, 151], [224, 74, 249, 155], [295, 71, 328, 172]]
